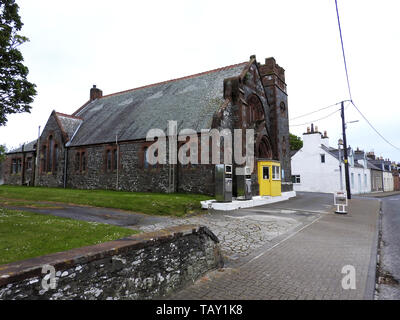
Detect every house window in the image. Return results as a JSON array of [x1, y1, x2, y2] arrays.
[[42, 146, 47, 173], [54, 145, 58, 172], [292, 175, 301, 184], [320, 154, 325, 163], [48, 136, 54, 172], [75, 150, 87, 173], [81, 152, 86, 172], [351, 173, 354, 188], [113, 149, 117, 171], [106, 150, 112, 171], [75, 152, 80, 172], [16, 159, 22, 173], [272, 166, 280, 180], [26, 157, 32, 170], [143, 147, 149, 169], [11, 159, 17, 174], [364, 174, 367, 187]]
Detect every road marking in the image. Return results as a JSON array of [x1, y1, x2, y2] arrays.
[[242, 214, 325, 266], [241, 207, 330, 214]]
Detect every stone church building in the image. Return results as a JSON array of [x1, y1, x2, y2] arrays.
[[4, 56, 292, 196]]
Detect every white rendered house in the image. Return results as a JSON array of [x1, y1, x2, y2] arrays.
[[291, 125, 371, 194]]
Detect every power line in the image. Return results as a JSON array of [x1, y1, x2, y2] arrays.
[[335, 0, 400, 153], [351, 101, 400, 152], [335, 0, 352, 101], [289, 101, 345, 121], [289, 107, 342, 127]]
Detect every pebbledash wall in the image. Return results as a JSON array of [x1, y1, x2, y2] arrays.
[[0, 225, 223, 300]]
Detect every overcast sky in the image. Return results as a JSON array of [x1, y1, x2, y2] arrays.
[[1, 0, 399, 161]]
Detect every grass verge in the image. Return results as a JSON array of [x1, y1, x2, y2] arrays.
[[0, 207, 138, 265], [0, 185, 210, 217]]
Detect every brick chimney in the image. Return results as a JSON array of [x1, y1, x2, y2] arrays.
[[90, 85, 103, 101]]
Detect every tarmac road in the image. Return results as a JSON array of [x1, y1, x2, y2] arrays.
[[378, 194, 400, 299]]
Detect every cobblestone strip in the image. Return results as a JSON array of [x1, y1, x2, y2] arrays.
[[139, 212, 301, 261]]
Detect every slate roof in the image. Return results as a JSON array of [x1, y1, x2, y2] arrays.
[[367, 161, 382, 171], [8, 140, 37, 153], [68, 62, 249, 147], [320, 145, 351, 162], [54, 112, 83, 143]]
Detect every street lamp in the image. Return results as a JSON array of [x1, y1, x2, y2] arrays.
[[345, 120, 359, 129]]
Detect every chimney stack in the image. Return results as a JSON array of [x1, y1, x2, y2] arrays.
[[90, 85, 103, 101]]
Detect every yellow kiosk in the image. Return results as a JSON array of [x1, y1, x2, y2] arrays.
[[257, 160, 281, 196]]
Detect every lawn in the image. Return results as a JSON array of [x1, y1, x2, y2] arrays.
[[0, 207, 138, 265], [0, 185, 209, 217]]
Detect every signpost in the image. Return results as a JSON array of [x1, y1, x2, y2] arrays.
[[334, 191, 348, 214]]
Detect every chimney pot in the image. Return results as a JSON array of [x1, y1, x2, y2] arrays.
[[90, 85, 103, 101]]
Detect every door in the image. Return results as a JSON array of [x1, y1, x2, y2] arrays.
[[258, 163, 271, 196]]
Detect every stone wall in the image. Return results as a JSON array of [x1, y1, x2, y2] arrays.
[[0, 225, 223, 300], [36, 113, 66, 188]]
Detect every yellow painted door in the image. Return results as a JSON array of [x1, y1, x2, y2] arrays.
[[258, 162, 271, 196]]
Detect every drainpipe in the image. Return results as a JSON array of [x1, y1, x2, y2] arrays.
[[63, 147, 68, 188], [35, 126, 41, 186], [116, 134, 119, 191], [21, 143, 25, 185]]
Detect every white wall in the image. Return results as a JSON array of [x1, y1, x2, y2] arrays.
[[383, 171, 394, 192], [291, 132, 372, 194]]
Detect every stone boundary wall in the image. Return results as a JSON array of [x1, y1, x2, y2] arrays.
[[0, 225, 223, 300]]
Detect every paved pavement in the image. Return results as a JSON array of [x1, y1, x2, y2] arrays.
[[376, 194, 400, 299], [358, 191, 400, 198], [167, 197, 380, 300]]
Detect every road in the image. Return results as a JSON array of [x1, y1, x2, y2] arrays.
[[377, 194, 400, 299]]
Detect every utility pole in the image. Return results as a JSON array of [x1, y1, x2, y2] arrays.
[[341, 101, 351, 199]]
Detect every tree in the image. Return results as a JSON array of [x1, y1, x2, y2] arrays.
[[0, 0, 36, 126], [0, 144, 6, 162], [289, 133, 303, 151]]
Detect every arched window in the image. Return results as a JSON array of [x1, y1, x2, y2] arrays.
[[42, 146, 47, 173], [81, 152, 86, 172], [280, 102, 286, 116], [113, 149, 117, 171], [247, 94, 264, 124], [48, 136, 53, 172], [75, 152, 80, 172], [54, 144, 58, 172], [143, 147, 149, 169], [107, 150, 112, 171], [256, 136, 273, 159]]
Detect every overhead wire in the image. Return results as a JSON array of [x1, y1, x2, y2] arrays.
[[334, 0, 400, 152]]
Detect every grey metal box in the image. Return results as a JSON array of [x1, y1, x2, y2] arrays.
[[215, 164, 232, 202]]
